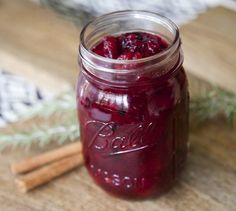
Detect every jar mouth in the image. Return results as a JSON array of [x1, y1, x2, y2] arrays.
[[80, 10, 180, 73]]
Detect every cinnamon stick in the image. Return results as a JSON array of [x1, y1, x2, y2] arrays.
[[15, 153, 84, 193], [11, 142, 82, 174]]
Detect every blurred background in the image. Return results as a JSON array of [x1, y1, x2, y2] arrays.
[[0, 0, 235, 128]]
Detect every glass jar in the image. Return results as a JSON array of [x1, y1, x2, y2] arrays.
[[77, 11, 189, 198]]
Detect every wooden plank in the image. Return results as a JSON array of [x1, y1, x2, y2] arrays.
[[181, 6, 236, 94], [0, 0, 80, 95], [1, 2, 236, 95], [0, 1, 236, 211], [0, 119, 235, 211]]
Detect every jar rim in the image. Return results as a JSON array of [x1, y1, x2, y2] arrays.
[[80, 10, 180, 68]]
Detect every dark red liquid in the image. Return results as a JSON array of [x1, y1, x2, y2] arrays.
[[77, 32, 189, 198]]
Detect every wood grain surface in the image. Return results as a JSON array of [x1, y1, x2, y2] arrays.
[[0, 0, 79, 95], [0, 1, 235, 210], [181, 6, 236, 94], [0, 120, 235, 211]]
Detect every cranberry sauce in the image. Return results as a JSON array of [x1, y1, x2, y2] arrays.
[[92, 32, 168, 60], [77, 31, 189, 198]]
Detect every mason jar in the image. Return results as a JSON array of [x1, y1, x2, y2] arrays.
[[77, 10, 189, 198]]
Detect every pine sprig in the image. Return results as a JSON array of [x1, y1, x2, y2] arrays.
[[0, 89, 235, 151], [20, 90, 76, 120], [190, 89, 236, 125], [0, 2, 233, 151], [0, 123, 80, 151]]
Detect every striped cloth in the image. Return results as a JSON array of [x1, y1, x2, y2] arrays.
[[0, 70, 45, 127]]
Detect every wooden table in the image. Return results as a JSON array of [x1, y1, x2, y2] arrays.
[[0, 1, 235, 210]]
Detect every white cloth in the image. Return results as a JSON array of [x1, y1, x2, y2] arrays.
[[36, 0, 223, 25], [0, 70, 46, 127]]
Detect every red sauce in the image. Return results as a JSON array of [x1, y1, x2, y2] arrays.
[[92, 32, 168, 59], [77, 32, 189, 198]]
